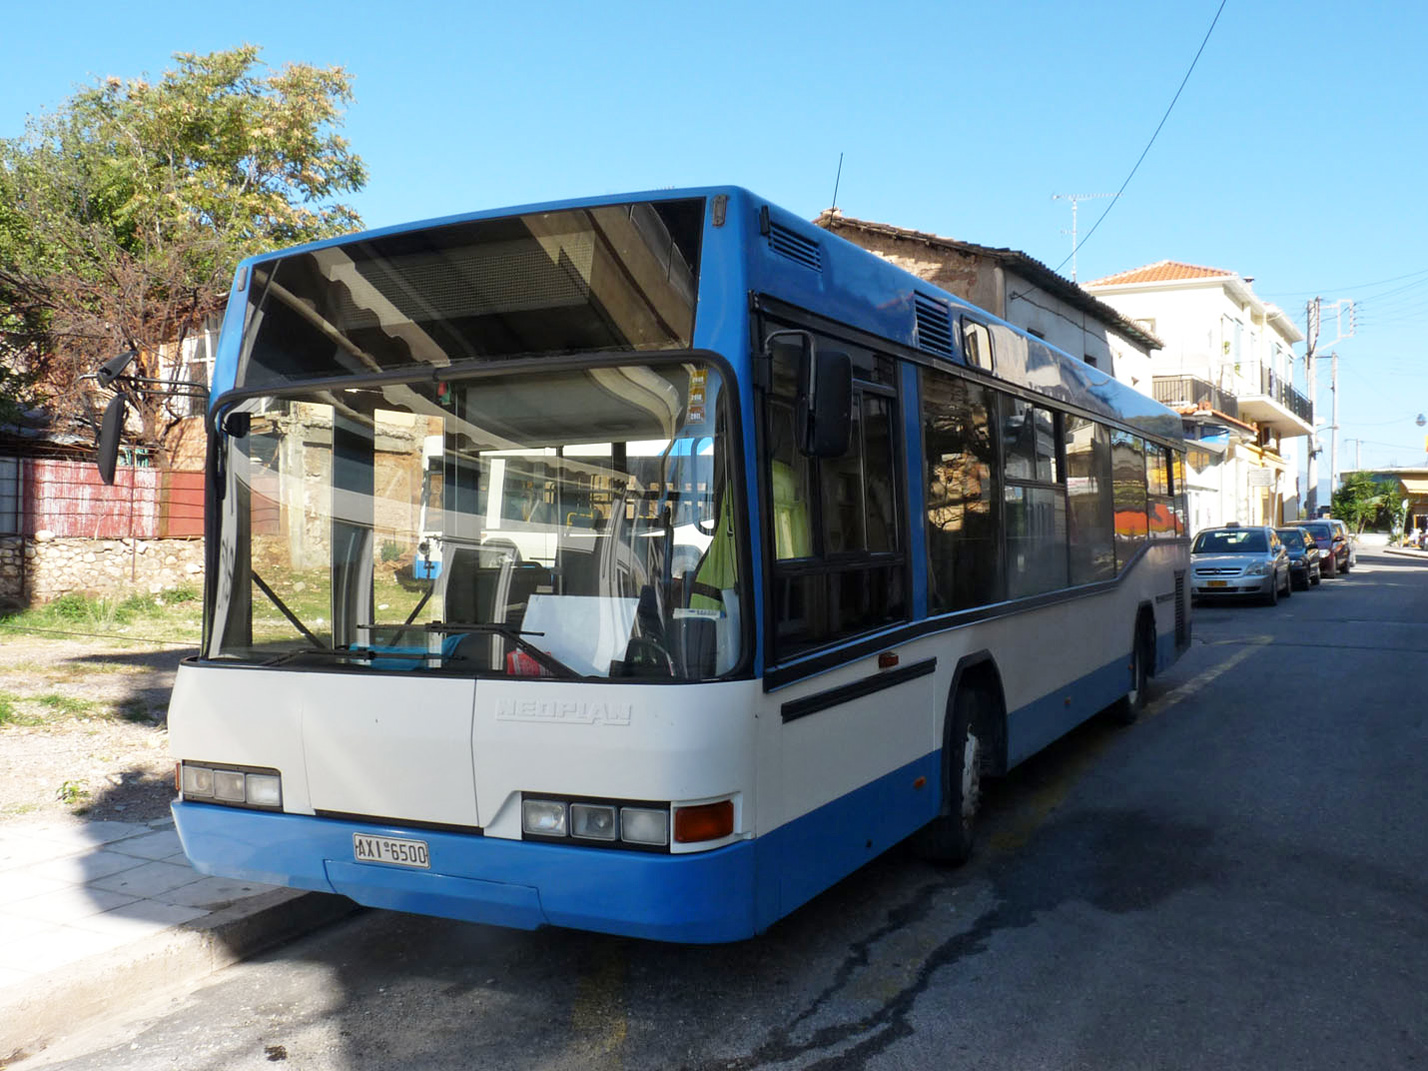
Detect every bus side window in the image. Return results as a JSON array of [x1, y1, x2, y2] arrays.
[[961, 319, 994, 372], [922, 367, 1003, 611], [1111, 431, 1149, 566], [765, 328, 906, 660], [768, 399, 813, 560], [1066, 416, 1115, 583]]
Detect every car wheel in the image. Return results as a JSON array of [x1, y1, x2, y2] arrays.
[[1293, 569, 1308, 591], [1311, 564, 1321, 586], [1265, 573, 1279, 606], [1323, 556, 1337, 578], [1282, 566, 1292, 597], [1341, 555, 1351, 575]]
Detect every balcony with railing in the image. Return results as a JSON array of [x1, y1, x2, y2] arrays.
[[1233, 362, 1313, 436], [1152, 375, 1241, 420]]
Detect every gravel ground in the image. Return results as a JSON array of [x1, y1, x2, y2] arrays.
[[0, 636, 192, 824]]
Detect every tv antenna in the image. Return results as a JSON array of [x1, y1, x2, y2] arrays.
[[1052, 192, 1119, 281]]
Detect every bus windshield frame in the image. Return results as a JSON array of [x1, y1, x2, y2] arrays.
[[204, 353, 749, 682]]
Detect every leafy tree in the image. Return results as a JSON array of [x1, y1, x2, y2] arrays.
[[1331, 471, 1393, 535], [0, 46, 366, 461]]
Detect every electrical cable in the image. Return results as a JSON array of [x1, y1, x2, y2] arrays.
[[0, 622, 196, 646], [1052, 0, 1229, 275]]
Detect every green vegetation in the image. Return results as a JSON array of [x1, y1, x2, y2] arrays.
[[0, 585, 203, 644], [36, 693, 98, 717], [0, 691, 42, 726], [1332, 472, 1404, 536], [0, 45, 366, 458], [56, 779, 90, 805]]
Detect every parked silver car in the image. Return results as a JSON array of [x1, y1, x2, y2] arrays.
[[1190, 524, 1292, 605]]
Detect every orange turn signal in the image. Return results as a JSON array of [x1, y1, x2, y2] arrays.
[[674, 800, 734, 843]]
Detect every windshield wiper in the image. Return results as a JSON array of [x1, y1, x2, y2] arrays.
[[417, 622, 582, 679], [252, 571, 324, 649]]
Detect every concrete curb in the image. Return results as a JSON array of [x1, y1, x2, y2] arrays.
[[1, 889, 358, 1063], [1381, 546, 1428, 561]]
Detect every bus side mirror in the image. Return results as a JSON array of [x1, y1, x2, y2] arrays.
[[802, 349, 852, 458], [96, 394, 127, 485]]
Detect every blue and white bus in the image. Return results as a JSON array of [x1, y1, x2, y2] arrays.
[[167, 187, 1190, 943]]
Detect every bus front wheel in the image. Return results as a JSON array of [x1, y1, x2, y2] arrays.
[[914, 684, 992, 866]]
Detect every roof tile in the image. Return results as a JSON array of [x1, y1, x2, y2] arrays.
[[1084, 260, 1236, 287]]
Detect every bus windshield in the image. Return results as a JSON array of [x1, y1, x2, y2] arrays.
[[206, 362, 743, 680]]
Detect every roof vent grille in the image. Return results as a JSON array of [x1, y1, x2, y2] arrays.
[[768, 223, 822, 272], [914, 293, 954, 357]]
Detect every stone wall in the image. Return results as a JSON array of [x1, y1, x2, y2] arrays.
[[0, 533, 204, 606]]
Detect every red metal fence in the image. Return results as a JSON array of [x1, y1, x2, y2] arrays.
[[0, 457, 204, 539]]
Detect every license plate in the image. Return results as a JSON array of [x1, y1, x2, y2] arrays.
[[353, 833, 430, 869], [1207, 580, 1228, 588]]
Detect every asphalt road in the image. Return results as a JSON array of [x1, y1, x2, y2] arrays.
[[32, 549, 1428, 1070]]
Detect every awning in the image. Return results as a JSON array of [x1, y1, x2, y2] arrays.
[[1400, 478, 1428, 496]]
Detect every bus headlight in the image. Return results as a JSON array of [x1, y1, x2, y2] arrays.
[[620, 807, 669, 846], [570, 803, 618, 841], [522, 799, 567, 836], [180, 764, 214, 797], [246, 774, 283, 807], [521, 794, 673, 849], [179, 762, 282, 810]]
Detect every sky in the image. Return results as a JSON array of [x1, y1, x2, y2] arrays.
[[5, 0, 1428, 477]]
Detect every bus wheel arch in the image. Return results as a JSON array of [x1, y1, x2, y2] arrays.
[[914, 654, 1006, 865]]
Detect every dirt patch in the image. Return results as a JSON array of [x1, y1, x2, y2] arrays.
[[0, 637, 193, 823]]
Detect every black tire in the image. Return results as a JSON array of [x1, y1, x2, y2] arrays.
[[1293, 569, 1308, 592], [1111, 620, 1151, 726], [1281, 567, 1292, 598], [1265, 573, 1279, 606], [1341, 555, 1351, 575], [1311, 565, 1321, 586], [914, 685, 991, 865]]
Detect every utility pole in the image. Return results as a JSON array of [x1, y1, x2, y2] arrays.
[[1304, 297, 1355, 514], [1052, 193, 1118, 282], [1330, 350, 1339, 493]]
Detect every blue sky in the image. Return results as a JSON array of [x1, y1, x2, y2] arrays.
[[5, 0, 1427, 475]]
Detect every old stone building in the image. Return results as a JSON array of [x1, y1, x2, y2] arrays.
[[813, 211, 1162, 390]]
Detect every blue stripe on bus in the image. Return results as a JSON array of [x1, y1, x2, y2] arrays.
[[755, 753, 940, 930], [172, 801, 758, 943], [1004, 650, 1134, 767]]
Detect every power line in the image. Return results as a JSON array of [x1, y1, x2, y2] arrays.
[[1262, 265, 1428, 300], [1052, 0, 1228, 276]]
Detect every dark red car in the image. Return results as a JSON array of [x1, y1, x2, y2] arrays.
[[1285, 519, 1349, 576]]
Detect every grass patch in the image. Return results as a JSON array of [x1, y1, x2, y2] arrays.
[[36, 693, 98, 717], [0, 691, 43, 727], [0, 585, 204, 645]]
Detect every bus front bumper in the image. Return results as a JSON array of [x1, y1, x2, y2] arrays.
[[172, 801, 757, 943]]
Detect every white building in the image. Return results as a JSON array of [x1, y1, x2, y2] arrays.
[[1084, 261, 1312, 530]]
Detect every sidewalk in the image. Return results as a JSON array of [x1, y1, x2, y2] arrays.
[[0, 815, 355, 1062]]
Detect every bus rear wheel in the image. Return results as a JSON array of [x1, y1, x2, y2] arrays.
[[914, 684, 991, 865], [1111, 619, 1151, 725]]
